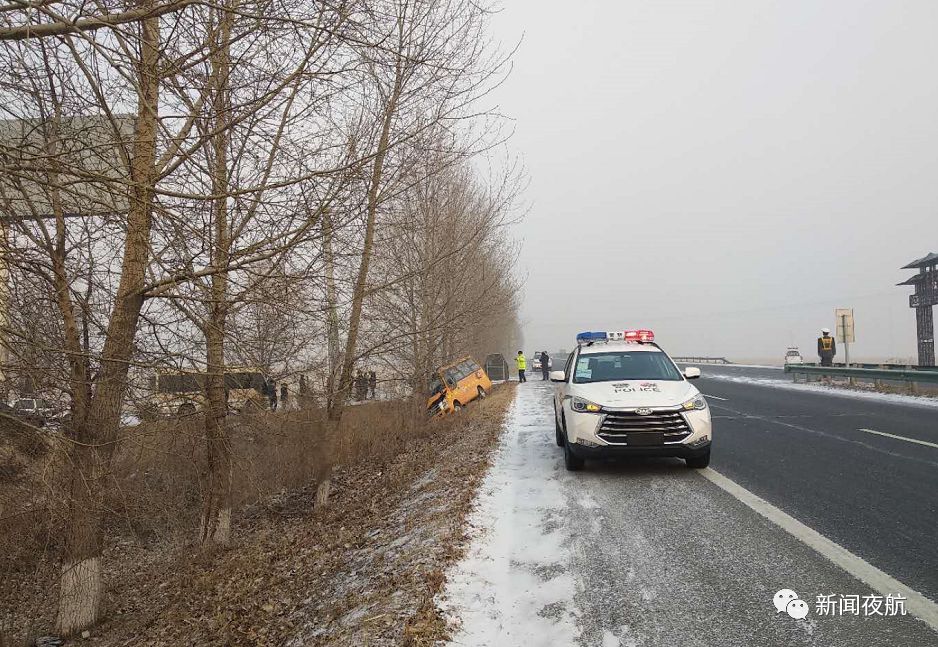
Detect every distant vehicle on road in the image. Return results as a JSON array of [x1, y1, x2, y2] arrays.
[[531, 352, 553, 371], [427, 356, 492, 415], [148, 369, 269, 416], [551, 330, 712, 471], [784, 347, 804, 365], [11, 397, 56, 427]]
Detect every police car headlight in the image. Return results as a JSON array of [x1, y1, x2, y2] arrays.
[[681, 396, 708, 411], [571, 397, 603, 413]]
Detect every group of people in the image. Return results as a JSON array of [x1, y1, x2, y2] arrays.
[[515, 350, 551, 382], [261, 371, 375, 410], [265, 379, 291, 411], [354, 370, 378, 401]]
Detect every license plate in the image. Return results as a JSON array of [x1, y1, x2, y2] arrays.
[[627, 432, 664, 446]]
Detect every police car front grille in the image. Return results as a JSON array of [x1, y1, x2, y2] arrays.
[[598, 410, 692, 443]]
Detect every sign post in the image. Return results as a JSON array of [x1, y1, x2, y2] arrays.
[[835, 308, 855, 367]]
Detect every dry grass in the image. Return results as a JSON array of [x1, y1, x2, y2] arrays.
[[0, 387, 513, 646]]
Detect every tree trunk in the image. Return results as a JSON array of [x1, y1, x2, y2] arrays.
[[0, 218, 11, 402], [322, 208, 341, 413], [330, 59, 404, 420], [56, 8, 160, 635], [200, 0, 234, 545], [47, 115, 92, 429]]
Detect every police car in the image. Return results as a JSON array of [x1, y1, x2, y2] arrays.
[[551, 330, 712, 471]]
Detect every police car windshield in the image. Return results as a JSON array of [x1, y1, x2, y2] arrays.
[[573, 351, 682, 383]]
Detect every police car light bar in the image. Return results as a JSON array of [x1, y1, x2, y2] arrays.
[[576, 330, 655, 343]]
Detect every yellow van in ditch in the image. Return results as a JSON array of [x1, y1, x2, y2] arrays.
[[427, 356, 493, 415]]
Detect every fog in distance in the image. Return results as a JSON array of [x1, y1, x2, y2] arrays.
[[492, 0, 938, 362]]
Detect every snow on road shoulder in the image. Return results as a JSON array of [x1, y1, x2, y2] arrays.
[[438, 383, 577, 646], [706, 373, 938, 408]]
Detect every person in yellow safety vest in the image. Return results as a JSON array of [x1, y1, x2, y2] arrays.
[[515, 350, 527, 383], [817, 328, 836, 367]]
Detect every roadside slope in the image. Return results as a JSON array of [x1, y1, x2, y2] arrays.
[[64, 385, 515, 647]]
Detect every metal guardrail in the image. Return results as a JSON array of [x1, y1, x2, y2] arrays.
[[784, 364, 938, 393], [672, 357, 732, 365], [797, 362, 938, 372]]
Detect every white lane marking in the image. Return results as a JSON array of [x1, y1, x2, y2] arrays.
[[703, 394, 728, 401], [700, 467, 938, 632], [706, 403, 938, 468], [859, 428, 938, 450]]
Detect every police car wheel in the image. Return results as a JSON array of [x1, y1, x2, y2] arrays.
[[685, 449, 710, 469], [554, 408, 564, 446], [563, 436, 584, 471]]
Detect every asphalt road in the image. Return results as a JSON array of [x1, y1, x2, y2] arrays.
[[443, 379, 938, 647], [696, 369, 938, 602], [682, 362, 788, 382]]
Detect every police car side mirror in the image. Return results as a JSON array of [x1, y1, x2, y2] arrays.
[[684, 367, 701, 379], [549, 371, 566, 383]]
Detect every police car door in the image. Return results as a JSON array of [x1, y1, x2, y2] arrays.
[[556, 350, 576, 411]]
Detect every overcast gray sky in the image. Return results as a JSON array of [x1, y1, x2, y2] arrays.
[[492, 0, 938, 362]]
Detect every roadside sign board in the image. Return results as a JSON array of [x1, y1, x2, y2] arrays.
[[835, 308, 855, 344]]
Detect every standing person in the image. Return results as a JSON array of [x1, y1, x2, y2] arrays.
[[540, 351, 550, 380], [516, 350, 527, 383], [268, 378, 278, 411], [355, 371, 366, 401], [818, 328, 836, 367], [368, 371, 377, 399], [280, 383, 288, 410]]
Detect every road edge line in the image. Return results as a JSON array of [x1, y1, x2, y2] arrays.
[[858, 428, 938, 449], [699, 467, 938, 632]]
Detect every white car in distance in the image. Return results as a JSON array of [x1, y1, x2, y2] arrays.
[[531, 352, 553, 371], [551, 330, 712, 471]]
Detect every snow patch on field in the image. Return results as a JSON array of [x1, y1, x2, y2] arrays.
[[706, 374, 938, 408], [439, 384, 578, 646]]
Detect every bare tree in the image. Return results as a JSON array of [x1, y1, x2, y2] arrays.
[[0, 0, 521, 637], [368, 151, 522, 394], [329, 0, 511, 418]]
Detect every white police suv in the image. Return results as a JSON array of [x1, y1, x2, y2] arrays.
[[551, 330, 712, 471]]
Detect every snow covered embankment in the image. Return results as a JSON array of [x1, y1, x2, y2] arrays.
[[439, 383, 578, 646], [706, 373, 938, 409]]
